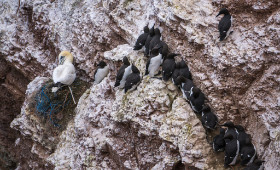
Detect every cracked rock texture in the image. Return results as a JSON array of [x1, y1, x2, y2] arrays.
[[0, 0, 279, 169]]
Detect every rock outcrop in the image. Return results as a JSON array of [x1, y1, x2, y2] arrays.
[[0, 0, 279, 169]]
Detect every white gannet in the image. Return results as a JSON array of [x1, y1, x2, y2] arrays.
[[52, 51, 76, 93]]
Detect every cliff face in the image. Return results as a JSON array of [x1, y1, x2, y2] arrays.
[[1, 0, 279, 169]]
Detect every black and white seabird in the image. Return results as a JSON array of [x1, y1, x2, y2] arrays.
[[244, 159, 264, 170], [189, 87, 205, 113], [144, 25, 155, 56], [134, 25, 149, 50], [124, 64, 141, 93], [145, 45, 162, 77], [172, 60, 192, 86], [240, 136, 256, 166], [172, 62, 181, 85], [201, 105, 218, 130], [213, 128, 226, 152], [175, 76, 194, 101], [148, 28, 161, 55], [157, 41, 169, 61], [178, 59, 192, 80], [221, 121, 239, 143], [224, 133, 240, 166], [216, 8, 232, 41], [94, 61, 109, 84], [162, 53, 180, 81], [235, 125, 251, 149], [115, 56, 132, 88]]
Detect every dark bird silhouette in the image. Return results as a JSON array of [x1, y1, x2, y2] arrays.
[[115, 56, 132, 88], [134, 25, 149, 50], [144, 25, 155, 56], [124, 64, 141, 93], [162, 53, 180, 81], [189, 87, 205, 113], [216, 8, 232, 41], [213, 128, 226, 152], [201, 105, 218, 130]]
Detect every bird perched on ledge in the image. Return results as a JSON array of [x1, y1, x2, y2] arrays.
[[94, 61, 109, 84], [52, 51, 76, 103], [52, 51, 76, 91], [216, 8, 232, 41]]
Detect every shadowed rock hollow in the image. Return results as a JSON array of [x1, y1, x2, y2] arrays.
[[0, 0, 279, 169]]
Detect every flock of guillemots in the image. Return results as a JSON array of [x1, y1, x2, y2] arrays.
[[52, 8, 264, 169]]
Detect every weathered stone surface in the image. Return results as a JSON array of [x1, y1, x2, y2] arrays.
[[0, 0, 279, 169]]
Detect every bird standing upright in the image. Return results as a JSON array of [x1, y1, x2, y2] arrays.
[[52, 51, 76, 92], [134, 25, 149, 50], [115, 56, 132, 88], [216, 8, 232, 41], [124, 64, 141, 93], [162, 53, 180, 81], [94, 61, 109, 84]]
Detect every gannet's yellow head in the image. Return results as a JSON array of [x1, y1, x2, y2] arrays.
[[58, 51, 74, 64]]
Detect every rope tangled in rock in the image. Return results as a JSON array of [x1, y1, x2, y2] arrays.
[[35, 85, 70, 127]]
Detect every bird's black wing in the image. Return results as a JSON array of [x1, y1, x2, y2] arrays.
[[172, 68, 180, 85], [135, 33, 148, 47], [159, 41, 169, 59], [144, 35, 153, 56], [115, 65, 127, 86], [149, 36, 161, 54], [218, 15, 231, 40], [218, 15, 231, 32], [193, 92, 205, 112], [226, 140, 238, 157], [180, 67, 192, 80], [162, 60, 175, 81], [125, 73, 141, 91]]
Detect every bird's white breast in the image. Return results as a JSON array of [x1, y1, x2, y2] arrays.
[[148, 54, 162, 76], [53, 62, 76, 85], [119, 65, 132, 88], [94, 66, 109, 84]]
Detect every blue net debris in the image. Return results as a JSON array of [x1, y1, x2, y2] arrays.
[[35, 84, 70, 127]]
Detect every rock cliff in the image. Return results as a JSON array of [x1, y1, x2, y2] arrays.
[[1, 0, 279, 169]]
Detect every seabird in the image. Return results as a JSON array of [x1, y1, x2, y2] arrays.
[[134, 25, 149, 50], [148, 28, 161, 55], [224, 133, 240, 166], [172, 62, 181, 85], [235, 125, 251, 149], [178, 59, 192, 80], [52, 51, 76, 92], [240, 136, 256, 166], [201, 105, 218, 130], [158, 41, 169, 61], [213, 128, 226, 152], [124, 64, 141, 93], [175, 76, 194, 101], [189, 87, 205, 113], [216, 8, 232, 41], [115, 56, 132, 88], [162, 53, 180, 81], [145, 44, 162, 77], [221, 121, 239, 143], [144, 25, 155, 56], [94, 61, 109, 84]]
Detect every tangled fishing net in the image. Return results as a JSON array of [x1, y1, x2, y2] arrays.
[[35, 82, 71, 127]]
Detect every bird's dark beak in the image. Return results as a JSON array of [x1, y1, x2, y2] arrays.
[[216, 13, 221, 17], [174, 54, 181, 56], [59, 56, 65, 65]]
